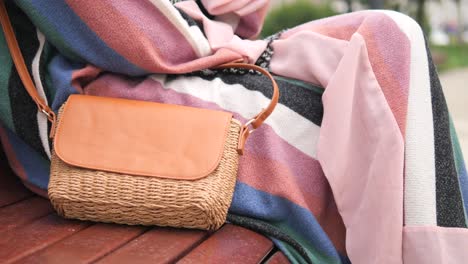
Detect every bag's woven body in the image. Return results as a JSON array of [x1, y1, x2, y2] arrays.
[[48, 118, 241, 230]]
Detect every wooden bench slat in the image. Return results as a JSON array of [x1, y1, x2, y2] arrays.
[[16, 223, 146, 264], [0, 214, 90, 263], [96, 227, 208, 264], [177, 224, 274, 264], [0, 196, 53, 233], [265, 251, 290, 264]]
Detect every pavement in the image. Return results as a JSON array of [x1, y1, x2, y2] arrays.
[[440, 68, 468, 164]]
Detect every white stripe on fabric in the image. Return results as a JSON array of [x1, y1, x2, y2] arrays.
[[32, 30, 51, 159], [147, 0, 211, 58], [187, 25, 212, 57], [380, 10, 437, 226], [154, 75, 321, 158]]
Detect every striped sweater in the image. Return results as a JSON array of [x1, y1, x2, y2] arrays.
[[0, 1, 467, 263]]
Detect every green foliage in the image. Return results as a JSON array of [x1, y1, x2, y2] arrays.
[[431, 45, 468, 72], [260, 0, 337, 38]]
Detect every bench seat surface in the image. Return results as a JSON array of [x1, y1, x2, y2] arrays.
[[0, 158, 289, 264]]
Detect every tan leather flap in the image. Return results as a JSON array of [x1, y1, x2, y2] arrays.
[[54, 94, 233, 180]]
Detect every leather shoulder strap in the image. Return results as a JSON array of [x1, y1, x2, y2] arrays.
[[214, 63, 279, 130], [214, 63, 279, 154], [0, 1, 55, 125]]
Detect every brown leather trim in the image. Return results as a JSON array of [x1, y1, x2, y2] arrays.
[[214, 63, 279, 154], [214, 63, 279, 129], [54, 95, 233, 180], [0, 2, 55, 125]]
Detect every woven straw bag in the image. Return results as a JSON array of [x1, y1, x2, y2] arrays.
[[48, 107, 242, 230], [0, 2, 279, 230]]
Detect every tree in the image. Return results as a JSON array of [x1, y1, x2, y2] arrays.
[[415, 0, 426, 29], [261, 0, 337, 37], [368, 0, 384, 9], [346, 0, 353, 12], [455, 0, 463, 43]]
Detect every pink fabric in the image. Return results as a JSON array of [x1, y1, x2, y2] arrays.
[[157, 48, 242, 73], [176, 1, 267, 63], [282, 12, 367, 40], [66, 0, 197, 70], [107, 0, 200, 61], [200, 0, 269, 38], [270, 31, 348, 87], [70, 65, 102, 93], [280, 12, 410, 134], [271, 30, 405, 262], [317, 34, 404, 263], [67, 0, 268, 73], [356, 15, 410, 135], [235, 0, 268, 16], [403, 226, 468, 263], [270, 15, 414, 261], [68, 0, 256, 74]]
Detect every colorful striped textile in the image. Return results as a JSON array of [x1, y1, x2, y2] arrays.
[[0, 1, 467, 263]]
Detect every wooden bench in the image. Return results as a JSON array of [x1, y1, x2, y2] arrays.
[[0, 154, 289, 263]]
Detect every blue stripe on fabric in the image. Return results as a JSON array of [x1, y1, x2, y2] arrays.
[[230, 182, 342, 263], [459, 159, 468, 223], [18, 0, 146, 76], [48, 54, 83, 112], [4, 126, 50, 190], [450, 116, 468, 221]]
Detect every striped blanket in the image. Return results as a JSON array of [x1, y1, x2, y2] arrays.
[[1, 1, 467, 263]]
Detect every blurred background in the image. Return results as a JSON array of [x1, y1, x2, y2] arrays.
[[263, 0, 468, 162]]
